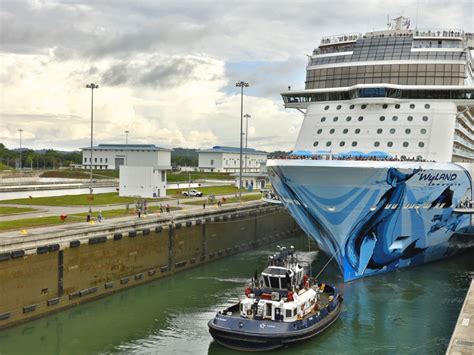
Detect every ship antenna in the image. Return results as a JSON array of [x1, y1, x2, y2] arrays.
[[415, 0, 419, 30], [386, 14, 390, 29]]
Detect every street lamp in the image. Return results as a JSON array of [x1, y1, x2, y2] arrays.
[[243, 114, 251, 172], [124, 130, 130, 165], [236, 81, 249, 202], [18, 129, 23, 171], [86, 82, 99, 213]]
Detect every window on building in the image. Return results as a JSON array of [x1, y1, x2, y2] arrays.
[[94, 158, 97, 163], [84, 157, 87, 162], [105, 158, 108, 163], [100, 158, 103, 163], [161, 171, 166, 181], [210, 159, 214, 166]]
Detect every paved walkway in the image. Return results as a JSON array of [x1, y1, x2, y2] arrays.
[[447, 279, 474, 354]]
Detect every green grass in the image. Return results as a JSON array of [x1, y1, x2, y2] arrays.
[[167, 171, 233, 182], [183, 193, 262, 205], [0, 206, 39, 215], [167, 185, 239, 197], [40, 169, 119, 179], [0, 192, 166, 207]]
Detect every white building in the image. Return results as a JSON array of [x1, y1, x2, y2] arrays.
[[198, 146, 267, 173], [81, 144, 171, 170], [119, 166, 168, 198]]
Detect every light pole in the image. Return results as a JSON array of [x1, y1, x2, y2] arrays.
[[86, 83, 99, 212], [236, 81, 249, 202], [18, 129, 23, 171], [243, 114, 251, 172], [124, 130, 130, 165]]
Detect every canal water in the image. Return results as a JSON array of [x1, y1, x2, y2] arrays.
[[0, 235, 472, 355]]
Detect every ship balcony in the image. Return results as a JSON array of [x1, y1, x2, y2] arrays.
[[319, 32, 362, 47], [455, 122, 474, 139], [413, 28, 464, 40], [453, 135, 474, 150], [452, 147, 474, 160]]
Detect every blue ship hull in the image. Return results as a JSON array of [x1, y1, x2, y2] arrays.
[[267, 160, 474, 281]]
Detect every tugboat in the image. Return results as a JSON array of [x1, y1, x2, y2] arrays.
[[208, 246, 343, 351]]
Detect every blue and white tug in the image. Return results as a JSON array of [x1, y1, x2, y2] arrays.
[[208, 246, 343, 351]]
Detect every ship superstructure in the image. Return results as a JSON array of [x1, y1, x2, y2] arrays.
[[267, 18, 474, 281]]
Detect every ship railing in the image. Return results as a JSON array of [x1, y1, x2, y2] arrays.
[[319, 32, 362, 46], [455, 121, 474, 139], [452, 147, 474, 159], [413, 28, 464, 39]]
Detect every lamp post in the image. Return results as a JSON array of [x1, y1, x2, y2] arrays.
[[86, 83, 99, 213], [124, 130, 130, 165], [243, 114, 251, 172], [235, 81, 249, 202], [18, 129, 23, 171]]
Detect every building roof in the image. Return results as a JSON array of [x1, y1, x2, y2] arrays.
[[199, 146, 267, 155], [81, 144, 171, 152]]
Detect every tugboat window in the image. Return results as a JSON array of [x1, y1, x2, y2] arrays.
[[286, 309, 292, 318], [270, 277, 280, 289]]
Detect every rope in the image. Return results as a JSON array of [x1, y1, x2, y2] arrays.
[[314, 242, 343, 280]]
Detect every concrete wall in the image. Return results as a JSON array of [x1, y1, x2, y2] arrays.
[[82, 149, 171, 170], [0, 204, 299, 329], [199, 152, 267, 172], [119, 166, 167, 198]]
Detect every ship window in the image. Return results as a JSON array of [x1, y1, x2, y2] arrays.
[[390, 128, 396, 134], [340, 141, 346, 147], [382, 104, 388, 109], [324, 105, 329, 110], [410, 104, 415, 109], [374, 141, 380, 147], [388, 141, 393, 147], [351, 141, 358, 147], [330, 129, 335, 134], [377, 128, 383, 134], [407, 116, 413, 121], [418, 142, 425, 147], [361, 104, 367, 109], [403, 142, 409, 147], [336, 105, 342, 110], [270, 277, 280, 289], [349, 104, 355, 109], [343, 128, 349, 134], [405, 128, 411, 134], [321, 117, 326, 122], [355, 128, 360, 134], [280, 278, 288, 289], [392, 116, 398, 121], [358, 116, 363, 121], [346, 116, 352, 122], [420, 128, 427, 134], [395, 104, 400, 109], [313, 141, 319, 147], [286, 309, 292, 318], [379, 116, 386, 122], [422, 116, 429, 122], [333, 116, 339, 122], [326, 141, 332, 147], [424, 104, 430, 109], [317, 129, 323, 134]]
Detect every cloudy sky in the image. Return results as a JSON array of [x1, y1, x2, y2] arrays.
[[0, 0, 472, 152]]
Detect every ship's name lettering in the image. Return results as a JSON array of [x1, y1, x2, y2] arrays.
[[418, 173, 457, 185]]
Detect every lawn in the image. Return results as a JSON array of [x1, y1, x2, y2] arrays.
[[167, 171, 233, 182], [40, 169, 119, 179], [167, 185, 240, 197], [0, 206, 180, 231], [0, 192, 166, 207], [0, 206, 39, 216], [183, 193, 262, 205]]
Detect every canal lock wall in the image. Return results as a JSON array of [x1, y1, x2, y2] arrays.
[[0, 202, 300, 329]]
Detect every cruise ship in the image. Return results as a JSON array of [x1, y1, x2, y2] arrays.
[[267, 17, 474, 281]]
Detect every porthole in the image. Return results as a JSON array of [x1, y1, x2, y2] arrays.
[[358, 116, 363, 121], [374, 141, 380, 147], [326, 141, 332, 147], [389, 128, 396, 134], [405, 128, 411, 134], [321, 117, 326, 122], [418, 142, 425, 147], [349, 104, 355, 109], [333, 116, 339, 122], [355, 128, 360, 134], [324, 105, 330, 110], [387, 141, 393, 147], [330, 128, 335, 134], [407, 116, 413, 121], [416, 155, 423, 160], [351, 141, 358, 147], [361, 104, 367, 109], [403, 142, 409, 147], [343, 128, 349, 134], [377, 128, 383, 134], [346, 116, 352, 122], [317, 129, 323, 134], [422, 116, 429, 122], [420, 128, 427, 134], [392, 116, 398, 121], [382, 104, 388, 109], [379, 116, 386, 122], [313, 141, 319, 147], [339, 141, 346, 147], [336, 105, 342, 110], [424, 104, 430, 109], [395, 104, 400, 109], [410, 104, 415, 109]]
